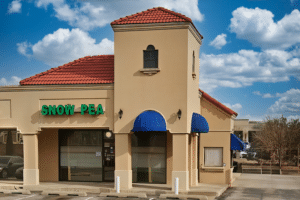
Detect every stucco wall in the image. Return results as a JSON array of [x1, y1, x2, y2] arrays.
[[199, 97, 233, 184], [201, 98, 231, 131], [114, 26, 201, 134], [187, 28, 201, 130], [166, 130, 173, 185], [0, 85, 114, 133], [38, 129, 59, 182]]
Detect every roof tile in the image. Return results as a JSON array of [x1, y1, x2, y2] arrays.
[[20, 55, 114, 85], [111, 7, 203, 39]]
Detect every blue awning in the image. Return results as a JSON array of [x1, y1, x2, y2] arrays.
[[131, 110, 167, 132], [191, 113, 209, 133], [231, 134, 246, 151]]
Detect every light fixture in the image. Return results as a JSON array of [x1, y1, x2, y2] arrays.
[[193, 132, 199, 137], [118, 109, 123, 119], [105, 131, 112, 138], [177, 109, 182, 120]]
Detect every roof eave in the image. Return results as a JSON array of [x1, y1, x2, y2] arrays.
[[111, 22, 202, 44], [199, 88, 238, 117]]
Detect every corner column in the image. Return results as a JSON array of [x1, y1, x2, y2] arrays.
[[190, 133, 198, 186], [242, 129, 248, 142], [115, 133, 132, 190], [172, 133, 189, 191], [23, 133, 39, 185]]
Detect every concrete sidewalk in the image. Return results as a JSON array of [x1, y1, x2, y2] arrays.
[[0, 175, 242, 199]]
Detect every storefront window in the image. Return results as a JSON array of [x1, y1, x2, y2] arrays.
[[132, 132, 166, 183], [0, 129, 23, 180], [204, 147, 223, 167], [59, 130, 103, 182]]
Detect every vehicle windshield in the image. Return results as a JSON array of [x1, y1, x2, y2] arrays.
[[0, 158, 10, 164]]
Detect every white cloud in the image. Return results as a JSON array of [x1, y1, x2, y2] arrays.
[[17, 41, 32, 57], [8, 0, 22, 14], [0, 76, 22, 86], [223, 103, 242, 112], [210, 34, 227, 49], [262, 93, 274, 98], [199, 49, 300, 93], [267, 88, 300, 117], [253, 91, 275, 98], [229, 7, 300, 50], [253, 91, 262, 96], [35, 0, 64, 8], [17, 28, 114, 66], [239, 114, 264, 122], [34, 0, 203, 31], [286, 115, 300, 121]]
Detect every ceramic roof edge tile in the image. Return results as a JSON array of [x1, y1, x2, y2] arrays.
[[199, 88, 238, 116], [20, 55, 114, 85], [111, 7, 203, 39], [158, 7, 192, 22]]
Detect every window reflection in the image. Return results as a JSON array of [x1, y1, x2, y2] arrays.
[[132, 132, 166, 183]]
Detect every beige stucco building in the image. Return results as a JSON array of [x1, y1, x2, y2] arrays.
[[0, 7, 239, 191], [234, 119, 263, 143]]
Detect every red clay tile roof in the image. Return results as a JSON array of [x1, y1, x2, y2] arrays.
[[20, 55, 114, 85], [111, 7, 203, 39], [199, 89, 238, 116]]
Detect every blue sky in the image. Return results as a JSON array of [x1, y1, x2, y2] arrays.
[[1, 0, 299, 122]]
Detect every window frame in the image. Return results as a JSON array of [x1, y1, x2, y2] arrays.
[[143, 45, 158, 69], [204, 147, 223, 167]]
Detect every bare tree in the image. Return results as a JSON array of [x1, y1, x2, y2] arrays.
[[253, 115, 300, 166]]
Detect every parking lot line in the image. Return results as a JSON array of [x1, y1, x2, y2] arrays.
[[15, 194, 36, 200]]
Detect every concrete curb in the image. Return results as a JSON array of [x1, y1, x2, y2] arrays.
[[0, 189, 31, 195], [41, 191, 87, 196], [215, 186, 229, 197], [110, 189, 166, 196], [0, 186, 18, 190], [99, 192, 147, 198], [160, 194, 208, 200]]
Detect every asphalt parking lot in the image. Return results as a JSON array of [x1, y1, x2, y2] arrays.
[[216, 173, 300, 200]]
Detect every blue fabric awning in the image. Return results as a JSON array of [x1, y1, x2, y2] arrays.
[[131, 110, 167, 132], [191, 112, 209, 133], [231, 133, 246, 151]]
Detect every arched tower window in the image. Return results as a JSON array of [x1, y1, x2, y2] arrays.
[[144, 45, 158, 68]]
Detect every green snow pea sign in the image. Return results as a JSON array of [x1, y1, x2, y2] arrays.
[[41, 104, 104, 115]]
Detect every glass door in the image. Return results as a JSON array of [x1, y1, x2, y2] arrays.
[[132, 131, 166, 183]]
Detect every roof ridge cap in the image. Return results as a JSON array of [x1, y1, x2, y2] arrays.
[[157, 7, 192, 22]]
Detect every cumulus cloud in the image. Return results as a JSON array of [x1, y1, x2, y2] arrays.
[[8, 0, 22, 14], [240, 114, 264, 122], [17, 41, 32, 57], [199, 49, 300, 93], [17, 28, 114, 66], [223, 103, 242, 112], [252, 91, 276, 98], [0, 76, 22, 86], [262, 93, 274, 98], [267, 88, 300, 117], [34, 0, 203, 31], [229, 7, 300, 50], [210, 34, 227, 49], [253, 91, 261, 96]]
